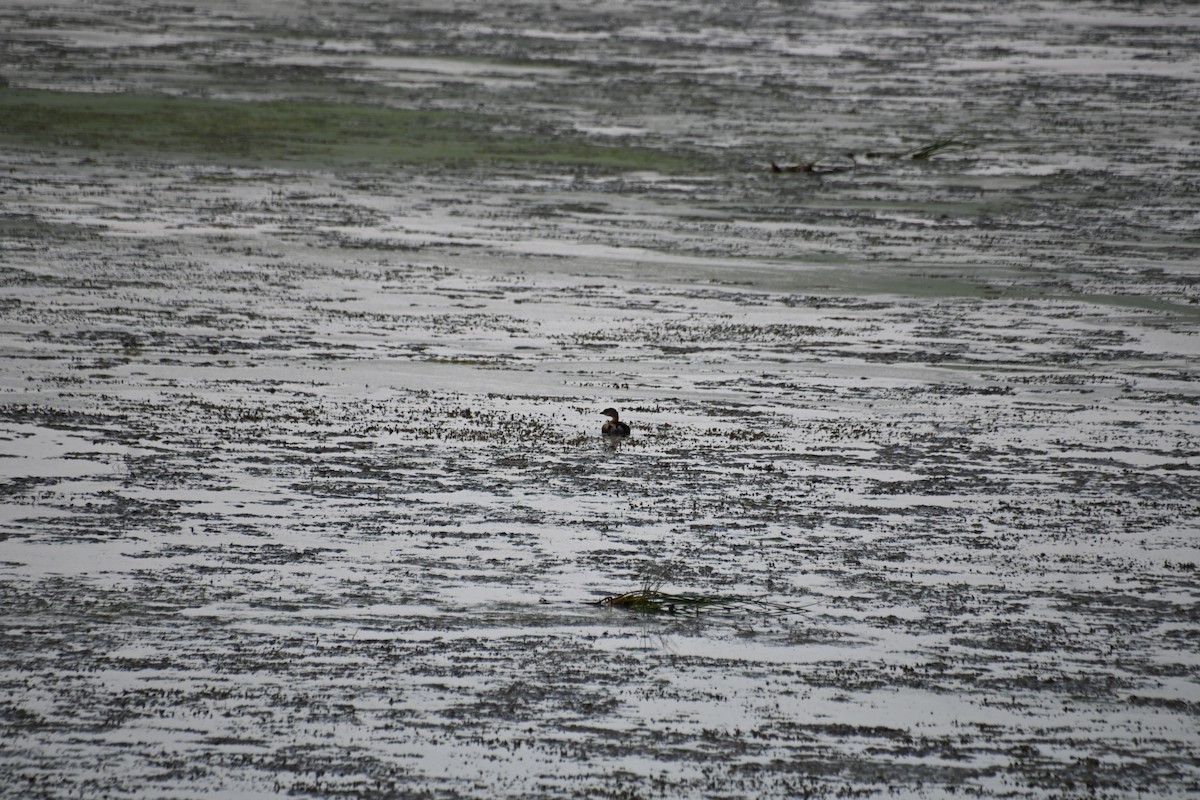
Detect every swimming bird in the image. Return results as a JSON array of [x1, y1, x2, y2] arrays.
[[601, 407, 631, 437]]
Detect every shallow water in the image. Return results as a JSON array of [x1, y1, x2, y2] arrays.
[[2, 1, 1199, 798]]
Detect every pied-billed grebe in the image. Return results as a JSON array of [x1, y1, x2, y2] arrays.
[[601, 407, 631, 437]]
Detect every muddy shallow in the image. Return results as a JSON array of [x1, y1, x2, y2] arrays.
[[2, 1, 1199, 798]]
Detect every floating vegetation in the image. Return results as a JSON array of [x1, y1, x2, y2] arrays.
[[596, 588, 814, 617], [0, 88, 695, 171]]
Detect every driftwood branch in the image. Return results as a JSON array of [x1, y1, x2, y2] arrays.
[[771, 137, 974, 174]]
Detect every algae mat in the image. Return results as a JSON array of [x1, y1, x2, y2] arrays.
[[0, 88, 693, 170], [1, 1, 1199, 799]]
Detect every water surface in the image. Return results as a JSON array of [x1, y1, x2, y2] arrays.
[[1, 1, 1198, 798]]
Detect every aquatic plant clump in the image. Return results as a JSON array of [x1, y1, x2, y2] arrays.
[[597, 589, 814, 617]]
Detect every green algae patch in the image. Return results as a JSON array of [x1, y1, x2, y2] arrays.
[[0, 88, 691, 171]]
